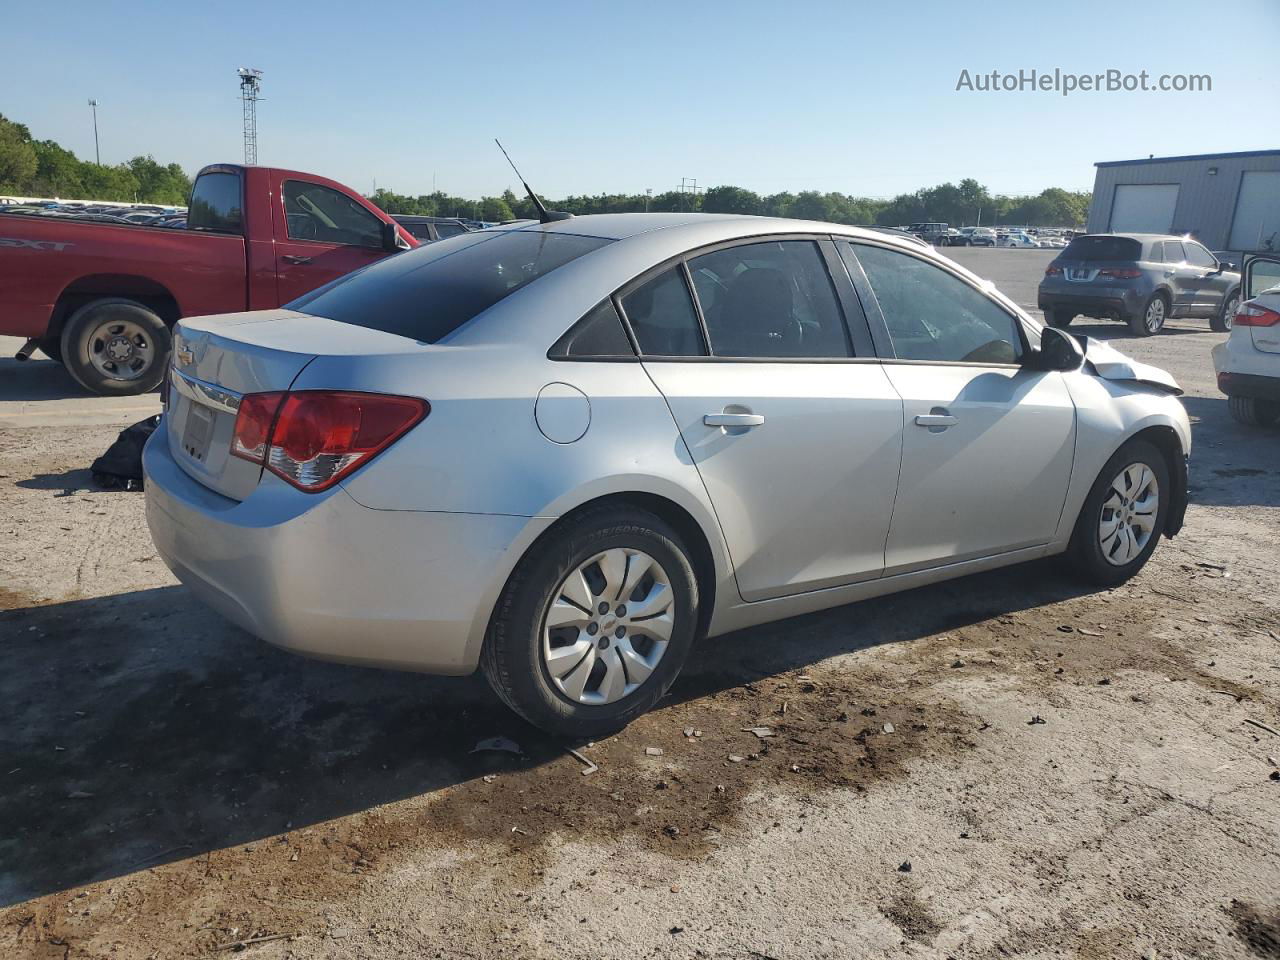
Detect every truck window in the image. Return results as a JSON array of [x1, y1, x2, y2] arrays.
[[283, 180, 383, 248], [187, 171, 243, 234]]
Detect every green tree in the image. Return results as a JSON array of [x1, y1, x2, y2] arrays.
[[480, 195, 514, 222], [703, 185, 762, 215], [31, 140, 85, 197], [0, 114, 38, 193]]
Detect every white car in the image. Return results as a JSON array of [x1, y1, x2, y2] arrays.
[[1213, 256, 1280, 426], [998, 231, 1041, 249]]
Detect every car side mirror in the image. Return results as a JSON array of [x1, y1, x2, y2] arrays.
[[380, 220, 401, 252], [1219, 261, 1237, 272], [1029, 326, 1085, 372]]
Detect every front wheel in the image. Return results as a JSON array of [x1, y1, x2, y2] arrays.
[[1228, 395, 1280, 427], [60, 298, 170, 396], [1065, 439, 1170, 586], [481, 505, 699, 738], [1128, 293, 1168, 336], [1211, 290, 1240, 333]]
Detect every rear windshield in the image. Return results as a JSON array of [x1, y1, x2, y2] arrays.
[[1061, 236, 1141, 262], [288, 229, 611, 342]]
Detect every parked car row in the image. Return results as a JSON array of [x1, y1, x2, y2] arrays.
[[900, 222, 1077, 248], [0, 200, 188, 229]]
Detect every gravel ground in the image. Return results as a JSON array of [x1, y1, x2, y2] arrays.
[[1, 249, 1278, 960]]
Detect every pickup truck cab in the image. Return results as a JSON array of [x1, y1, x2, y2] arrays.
[[0, 163, 416, 394]]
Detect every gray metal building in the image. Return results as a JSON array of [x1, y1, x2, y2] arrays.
[[1086, 149, 1280, 256]]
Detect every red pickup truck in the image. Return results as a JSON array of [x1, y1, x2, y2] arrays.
[[0, 163, 417, 394]]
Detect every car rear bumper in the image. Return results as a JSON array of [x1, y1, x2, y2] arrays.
[[1216, 371, 1280, 401], [1038, 287, 1144, 318], [143, 427, 546, 675]]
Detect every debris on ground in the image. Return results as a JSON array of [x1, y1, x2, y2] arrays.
[[471, 737, 523, 755], [1244, 719, 1280, 738], [564, 746, 598, 776], [1028, 715, 1047, 725], [742, 726, 775, 739], [898, 860, 912, 872], [882, 723, 895, 734], [727, 754, 746, 763], [645, 746, 665, 756]]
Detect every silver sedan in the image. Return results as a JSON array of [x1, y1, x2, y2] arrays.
[[144, 214, 1191, 736]]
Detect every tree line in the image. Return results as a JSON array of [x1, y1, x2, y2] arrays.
[[2, 113, 1089, 226]]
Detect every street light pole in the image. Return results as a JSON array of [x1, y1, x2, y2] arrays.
[[87, 99, 100, 165]]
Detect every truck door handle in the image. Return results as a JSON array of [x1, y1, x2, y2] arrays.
[[282, 255, 313, 265], [915, 413, 958, 428], [704, 413, 765, 428]]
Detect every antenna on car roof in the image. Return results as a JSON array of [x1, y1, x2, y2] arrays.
[[494, 139, 572, 224]]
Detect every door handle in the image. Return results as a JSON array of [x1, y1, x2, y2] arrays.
[[704, 413, 765, 428], [282, 255, 313, 265], [915, 413, 958, 428]]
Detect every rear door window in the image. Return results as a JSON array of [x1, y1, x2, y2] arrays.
[[288, 229, 611, 342], [187, 171, 243, 234], [687, 240, 851, 358], [1160, 241, 1186, 263], [1062, 236, 1142, 261]]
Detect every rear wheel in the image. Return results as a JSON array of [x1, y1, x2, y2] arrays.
[[1228, 395, 1280, 427], [1046, 309, 1074, 329], [1211, 290, 1240, 333], [1129, 293, 1168, 336], [60, 298, 170, 396], [1066, 438, 1170, 586], [481, 505, 699, 738]]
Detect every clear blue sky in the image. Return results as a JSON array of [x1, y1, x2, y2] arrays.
[[6, 0, 1276, 200]]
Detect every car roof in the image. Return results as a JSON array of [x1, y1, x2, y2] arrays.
[[495, 212, 930, 249]]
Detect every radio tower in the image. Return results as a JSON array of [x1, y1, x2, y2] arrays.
[[237, 68, 263, 165]]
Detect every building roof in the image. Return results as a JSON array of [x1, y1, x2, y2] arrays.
[[1095, 149, 1280, 168]]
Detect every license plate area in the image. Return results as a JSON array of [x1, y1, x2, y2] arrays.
[[181, 403, 215, 462]]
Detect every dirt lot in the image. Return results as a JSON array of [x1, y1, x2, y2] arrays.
[[2, 249, 1279, 960]]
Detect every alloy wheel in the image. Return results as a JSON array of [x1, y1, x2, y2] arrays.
[[542, 548, 675, 705], [1145, 297, 1166, 333], [1222, 294, 1239, 331], [1098, 462, 1160, 566]]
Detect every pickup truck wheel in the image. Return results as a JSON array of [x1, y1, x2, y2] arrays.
[[60, 299, 170, 396]]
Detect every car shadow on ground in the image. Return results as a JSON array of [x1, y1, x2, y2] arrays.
[[1068, 321, 1206, 340], [0, 558, 1096, 907], [1180, 396, 1280, 508], [14, 468, 100, 495], [0, 357, 92, 402]]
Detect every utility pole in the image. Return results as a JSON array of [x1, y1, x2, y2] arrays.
[[87, 99, 100, 164], [237, 68, 263, 165], [645, 187, 652, 212], [678, 177, 700, 212]]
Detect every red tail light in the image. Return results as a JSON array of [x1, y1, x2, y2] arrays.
[[1044, 264, 1062, 276], [232, 390, 427, 492], [1097, 268, 1142, 279], [1234, 303, 1280, 327]]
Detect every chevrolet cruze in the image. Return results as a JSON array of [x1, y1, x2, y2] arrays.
[[144, 214, 1191, 736]]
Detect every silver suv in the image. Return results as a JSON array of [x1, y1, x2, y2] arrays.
[[1038, 233, 1241, 336]]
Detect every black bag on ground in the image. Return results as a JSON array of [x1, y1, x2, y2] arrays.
[[91, 415, 161, 491]]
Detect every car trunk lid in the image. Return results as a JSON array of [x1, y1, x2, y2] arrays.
[[165, 309, 424, 501]]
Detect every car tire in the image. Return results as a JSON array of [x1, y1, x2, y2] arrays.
[[1065, 438, 1170, 587], [60, 298, 171, 396], [1227, 395, 1280, 427], [1210, 290, 1240, 333], [481, 504, 700, 738], [1128, 293, 1168, 337], [1047, 310, 1075, 329]]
